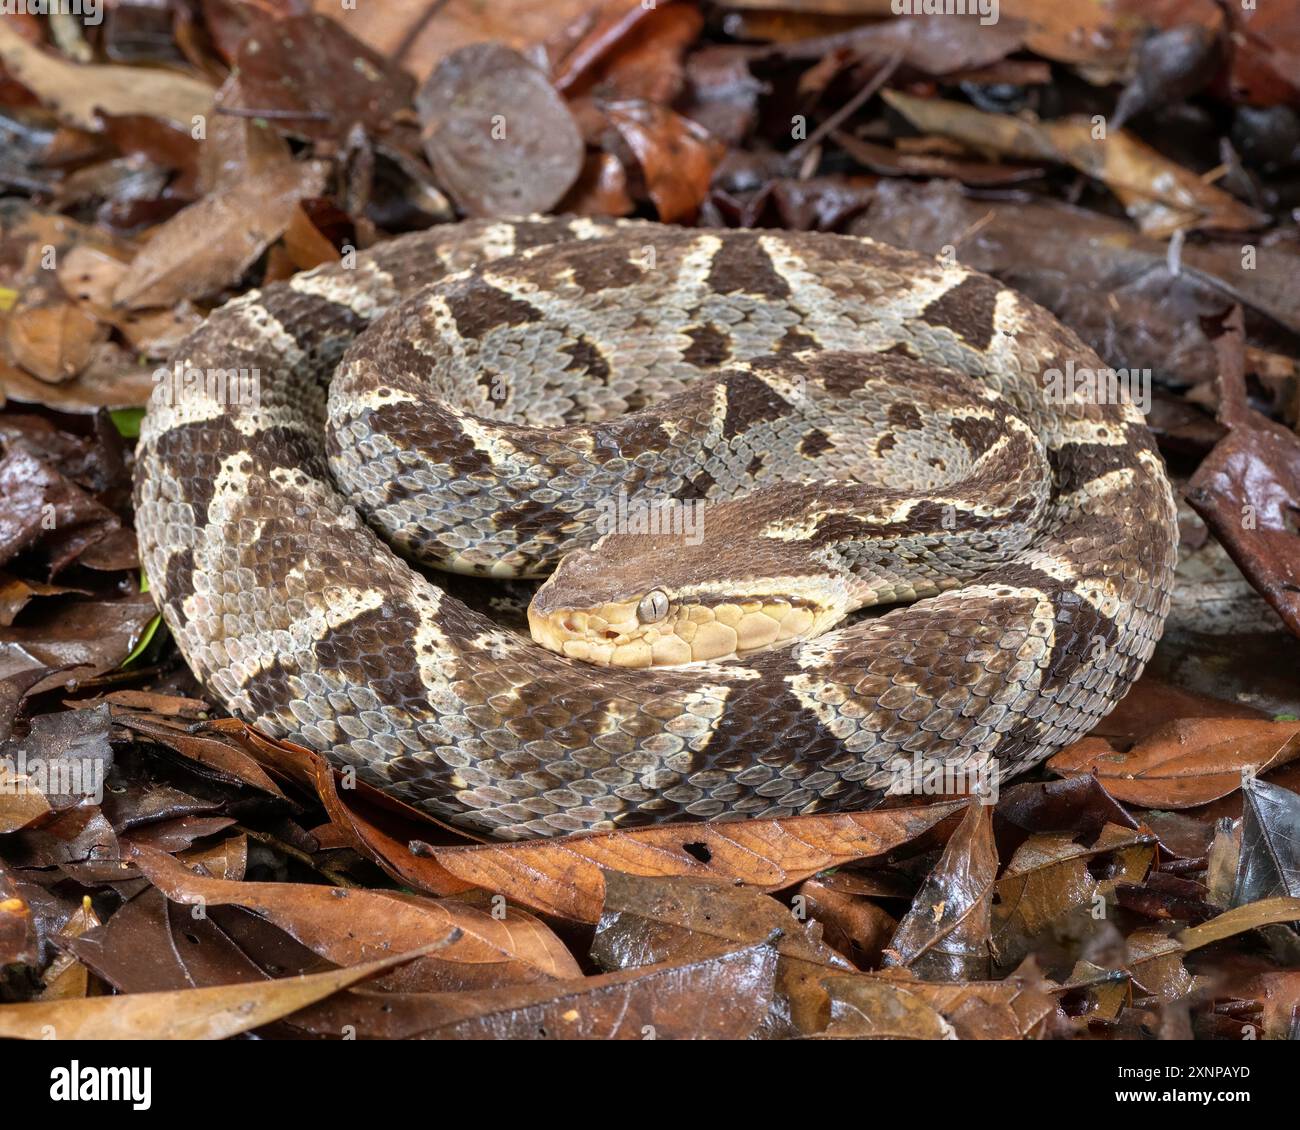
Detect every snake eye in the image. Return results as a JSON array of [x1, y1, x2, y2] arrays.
[[637, 590, 669, 624]]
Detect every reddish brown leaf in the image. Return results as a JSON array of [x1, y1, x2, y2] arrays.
[[427, 801, 964, 922], [131, 844, 580, 991], [603, 99, 725, 223], [1050, 718, 1300, 808]]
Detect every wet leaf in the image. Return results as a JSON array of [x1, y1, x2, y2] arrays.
[[1233, 776, 1300, 904], [885, 801, 996, 981], [592, 870, 853, 1035], [1187, 309, 1300, 638], [355, 941, 779, 1040], [0, 447, 120, 576]]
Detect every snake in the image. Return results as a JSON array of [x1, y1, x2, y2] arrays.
[[133, 218, 1178, 840]]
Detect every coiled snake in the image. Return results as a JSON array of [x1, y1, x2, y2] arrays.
[[134, 219, 1177, 839]]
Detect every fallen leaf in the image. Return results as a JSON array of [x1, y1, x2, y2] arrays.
[[1049, 718, 1300, 808], [1234, 776, 1300, 904], [426, 801, 963, 922], [233, 14, 415, 144], [817, 976, 956, 1040], [131, 844, 580, 991], [882, 90, 1268, 233], [417, 44, 583, 218], [885, 801, 996, 981], [592, 870, 853, 1035], [1178, 898, 1300, 950], [112, 155, 328, 308], [0, 21, 214, 132], [603, 99, 725, 222], [361, 941, 779, 1040], [0, 944, 445, 1039]]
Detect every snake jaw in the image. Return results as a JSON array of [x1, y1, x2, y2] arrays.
[[527, 594, 838, 668]]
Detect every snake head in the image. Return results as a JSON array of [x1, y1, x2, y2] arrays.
[[527, 514, 855, 668]]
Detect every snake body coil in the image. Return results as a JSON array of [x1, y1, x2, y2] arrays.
[[134, 220, 1177, 839]]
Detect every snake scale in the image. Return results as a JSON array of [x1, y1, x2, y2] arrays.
[[133, 219, 1178, 839]]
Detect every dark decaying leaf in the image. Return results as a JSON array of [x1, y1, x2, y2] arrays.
[[0, 447, 120, 576], [1187, 308, 1300, 638], [884, 801, 997, 982], [351, 942, 779, 1040], [850, 180, 1300, 388], [232, 14, 415, 144], [418, 44, 584, 219], [591, 870, 853, 1036], [1233, 776, 1300, 904]]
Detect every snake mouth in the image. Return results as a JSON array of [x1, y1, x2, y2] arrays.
[[527, 598, 823, 668]]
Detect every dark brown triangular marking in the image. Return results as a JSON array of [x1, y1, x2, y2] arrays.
[[721, 372, 793, 440], [706, 233, 791, 299], [918, 274, 1001, 351]]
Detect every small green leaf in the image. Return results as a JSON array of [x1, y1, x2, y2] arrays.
[[110, 407, 146, 438], [121, 613, 163, 669]]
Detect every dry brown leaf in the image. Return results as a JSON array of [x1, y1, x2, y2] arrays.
[[131, 844, 580, 990], [113, 158, 329, 308], [428, 801, 963, 922], [0, 945, 442, 1039], [882, 90, 1268, 233], [311, 0, 608, 79], [1178, 897, 1300, 951], [1049, 718, 1300, 808], [604, 99, 725, 223], [0, 21, 214, 132]]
